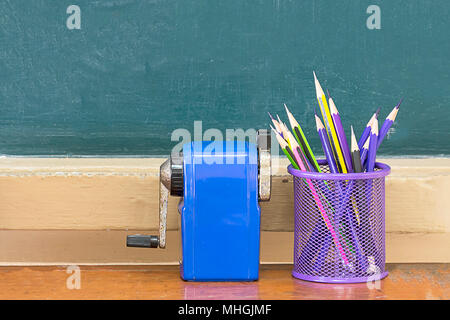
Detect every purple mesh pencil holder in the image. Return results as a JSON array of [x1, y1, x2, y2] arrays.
[[288, 160, 391, 284]]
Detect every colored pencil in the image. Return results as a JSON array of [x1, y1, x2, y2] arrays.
[[273, 125, 348, 263], [313, 76, 338, 164], [315, 113, 338, 174], [316, 113, 359, 248], [285, 130, 314, 172], [360, 136, 370, 168], [351, 126, 363, 173], [272, 127, 300, 170], [350, 126, 363, 225], [313, 72, 348, 173], [363, 119, 379, 261], [366, 118, 379, 172], [315, 114, 361, 264], [267, 73, 404, 273], [313, 72, 333, 139], [329, 95, 353, 172], [285, 104, 320, 172], [279, 120, 292, 147], [283, 126, 336, 212], [377, 99, 403, 150], [276, 114, 283, 126], [268, 112, 283, 136], [358, 108, 380, 150], [315, 113, 358, 251], [285, 131, 349, 265]]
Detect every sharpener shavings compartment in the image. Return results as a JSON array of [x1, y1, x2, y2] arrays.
[[288, 159, 391, 283]]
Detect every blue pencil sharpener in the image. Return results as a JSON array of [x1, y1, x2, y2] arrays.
[[127, 130, 271, 281]]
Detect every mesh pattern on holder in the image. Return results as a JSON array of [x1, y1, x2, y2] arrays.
[[288, 160, 391, 283]]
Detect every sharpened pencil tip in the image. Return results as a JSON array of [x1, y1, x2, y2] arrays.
[[285, 104, 300, 131], [274, 133, 288, 150], [387, 99, 402, 121], [313, 71, 319, 84], [312, 71, 325, 100], [363, 135, 370, 149], [329, 96, 338, 114], [314, 113, 324, 131], [350, 126, 359, 152], [371, 118, 379, 136], [375, 107, 381, 118], [396, 98, 404, 109]]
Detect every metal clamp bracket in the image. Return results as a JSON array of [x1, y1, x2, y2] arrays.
[[257, 129, 271, 201]]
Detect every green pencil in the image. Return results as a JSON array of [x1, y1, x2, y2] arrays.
[[272, 127, 299, 169], [284, 104, 321, 172]]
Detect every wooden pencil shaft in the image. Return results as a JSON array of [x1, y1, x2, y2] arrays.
[[358, 113, 376, 149], [351, 126, 363, 173], [377, 100, 402, 150], [292, 135, 349, 264], [273, 128, 300, 170], [319, 128, 338, 174], [296, 146, 313, 172], [288, 135, 313, 172], [315, 116, 338, 174], [318, 99, 340, 167], [367, 121, 379, 172], [294, 127, 317, 172], [290, 141, 306, 171], [358, 108, 381, 150], [319, 94, 347, 173], [330, 100, 353, 172], [285, 105, 321, 172], [284, 146, 299, 169]]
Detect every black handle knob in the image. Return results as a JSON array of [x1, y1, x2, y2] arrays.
[[126, 235, 159, 248]]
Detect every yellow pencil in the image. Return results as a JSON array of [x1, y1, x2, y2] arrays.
[[278, 117, 292, 147], [313, 72, 348, 173]]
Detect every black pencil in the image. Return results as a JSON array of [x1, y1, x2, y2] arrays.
[[350, 126, 363, 173]]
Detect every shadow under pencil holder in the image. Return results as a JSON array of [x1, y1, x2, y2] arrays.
[[288, 160, 391, 284]]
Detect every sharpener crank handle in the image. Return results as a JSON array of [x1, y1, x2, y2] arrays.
[[127, 159, 171, 249], [158, 179, 168, 248], [257, 129, 272, 201]]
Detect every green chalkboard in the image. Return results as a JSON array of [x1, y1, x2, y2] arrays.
[[1, 0, 449, 156]]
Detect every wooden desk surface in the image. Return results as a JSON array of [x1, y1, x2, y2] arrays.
[[0, 264, 448, 300]]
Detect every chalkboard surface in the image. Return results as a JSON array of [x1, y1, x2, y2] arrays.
[[1, 0, 449, 156]]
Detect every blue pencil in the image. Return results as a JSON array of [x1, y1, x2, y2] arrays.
[[377, 99, 403, 150], [366, 118, 379, 172], [363, 117, 379, 264], [315, 112, 338, 173], [358, 108, 380, 150], [360, 136, 370, 170]]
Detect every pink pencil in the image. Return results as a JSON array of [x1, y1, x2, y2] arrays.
[[285, 131, 349, 265]]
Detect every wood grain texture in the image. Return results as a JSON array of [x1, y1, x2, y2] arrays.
[[0, 264, 447, 300], [1, 230, 449, 265], [0, 157, 449, 233], [0, 157, 448, 265]]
